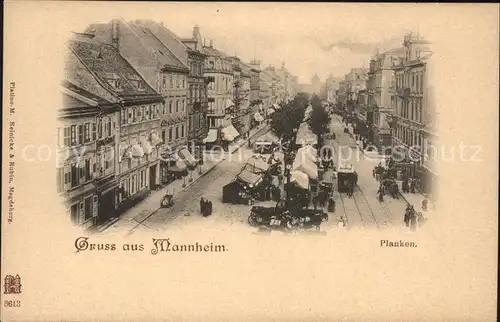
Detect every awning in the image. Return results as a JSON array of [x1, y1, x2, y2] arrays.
[[141, 140, 153, 155], [244, 157, 270, 173], [131, 144, 145, 158], [295, 131, 317, 145], [256, 131, 280, 144], [169, 159, 187, 172], [150, 133, 162, 146], [178, 148, 197, 168], [237, 169, 263, 186], [254, 112, 264, 122], [297, 145, 318, 163], [222, 125, 239, 141], [203, 129, 218, 143], [292, 157, 318, 180], [290, 170, 309, 189]]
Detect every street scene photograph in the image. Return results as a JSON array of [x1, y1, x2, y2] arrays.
[[57, 8, 438, 236]]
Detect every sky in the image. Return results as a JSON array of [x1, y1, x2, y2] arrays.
[[49, 3, 472, 83]]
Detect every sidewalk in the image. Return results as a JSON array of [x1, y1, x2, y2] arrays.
[[330, 116, 430, 212], [96, 124, 271, 233]]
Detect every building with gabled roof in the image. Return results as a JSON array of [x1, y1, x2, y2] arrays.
[[132, 21, 209, 166], [86, 19, 196, 185], [60, 32, 164, 229]]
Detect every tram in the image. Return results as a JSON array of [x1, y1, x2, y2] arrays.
[[337, 163, 358, 193]]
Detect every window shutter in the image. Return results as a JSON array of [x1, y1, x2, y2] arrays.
[[92, 122, 97, 141], [78, 125, 84, 145], [79, 201, 84, 224]]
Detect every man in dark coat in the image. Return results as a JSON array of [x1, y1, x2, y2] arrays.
[[207, 200, 213, 216], [410, 178, 416, 193], [200, 197, 205, 215], [312, 195, 318, 210]]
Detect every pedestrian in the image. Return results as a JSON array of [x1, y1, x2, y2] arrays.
[[207, 200, 213, 217], [410, 210, 418, 232], [402, 174, 409, 193], [312, 195, 318, 211], [410, 178, 416, 193], [338, 216, 347, 229], [200, 197, 205, 215], [404, 208, 411, 227]]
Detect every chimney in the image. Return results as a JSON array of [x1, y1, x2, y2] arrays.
[[111, 19, 120, 50], [193, 24, 200, 37]]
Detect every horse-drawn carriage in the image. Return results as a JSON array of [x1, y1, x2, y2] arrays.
[[248, 205, 328, 232]]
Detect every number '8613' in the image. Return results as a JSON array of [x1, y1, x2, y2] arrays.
[[4, 300, 21, 307]]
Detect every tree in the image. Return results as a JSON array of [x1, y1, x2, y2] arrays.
[[270, 95, 306, 138], [308, 97, 330, 147]]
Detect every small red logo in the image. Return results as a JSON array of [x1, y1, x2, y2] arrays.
[[4, 274, 22, 294]]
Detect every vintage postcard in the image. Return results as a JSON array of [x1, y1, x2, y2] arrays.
[[2, 2, 498, 321]]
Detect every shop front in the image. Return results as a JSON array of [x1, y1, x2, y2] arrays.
[[160, 147, 188, 185], [95, 176, 119, 225]]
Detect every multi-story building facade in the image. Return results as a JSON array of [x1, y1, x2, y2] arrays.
[[391, 32, 433, 181], [59, 33, 164, 229], [258, 67, 277, 118], [238, 60, 253, 136], [87, 19, 198, 185], [366, 48, 404, 151], [344, 68, 368, 112], [336, 80, 348, 108], [263, 66, 279, 105], [133, 21, 209, 162], [199, 38, 238, 146]]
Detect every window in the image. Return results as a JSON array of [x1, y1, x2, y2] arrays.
[[162, 130, 166, 143], [162, 103, 166, 115], [145, 105, 150, 120], [188, 117, 192, 130], [175, 127, 179, 139], [71, 163, 79, 188], [176, 75, 179, 88], [139, 106, 144, 121], [182, 77, 185, 88], [169, 102, 173, 114], [162, 75, 167, 88], [170, 76, 173, 88], [181, 124, 185, 138], [176, 100, 179, 113], [107, 119, 112, 137], [168, 128, 173, 142], [92, 122, 97, 141], [132, 107, 137, 122], [84, 197, 92, 220], [64, 127, 70, 146], [182, 99, 185, 112], [85, 159, 91, 181]]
